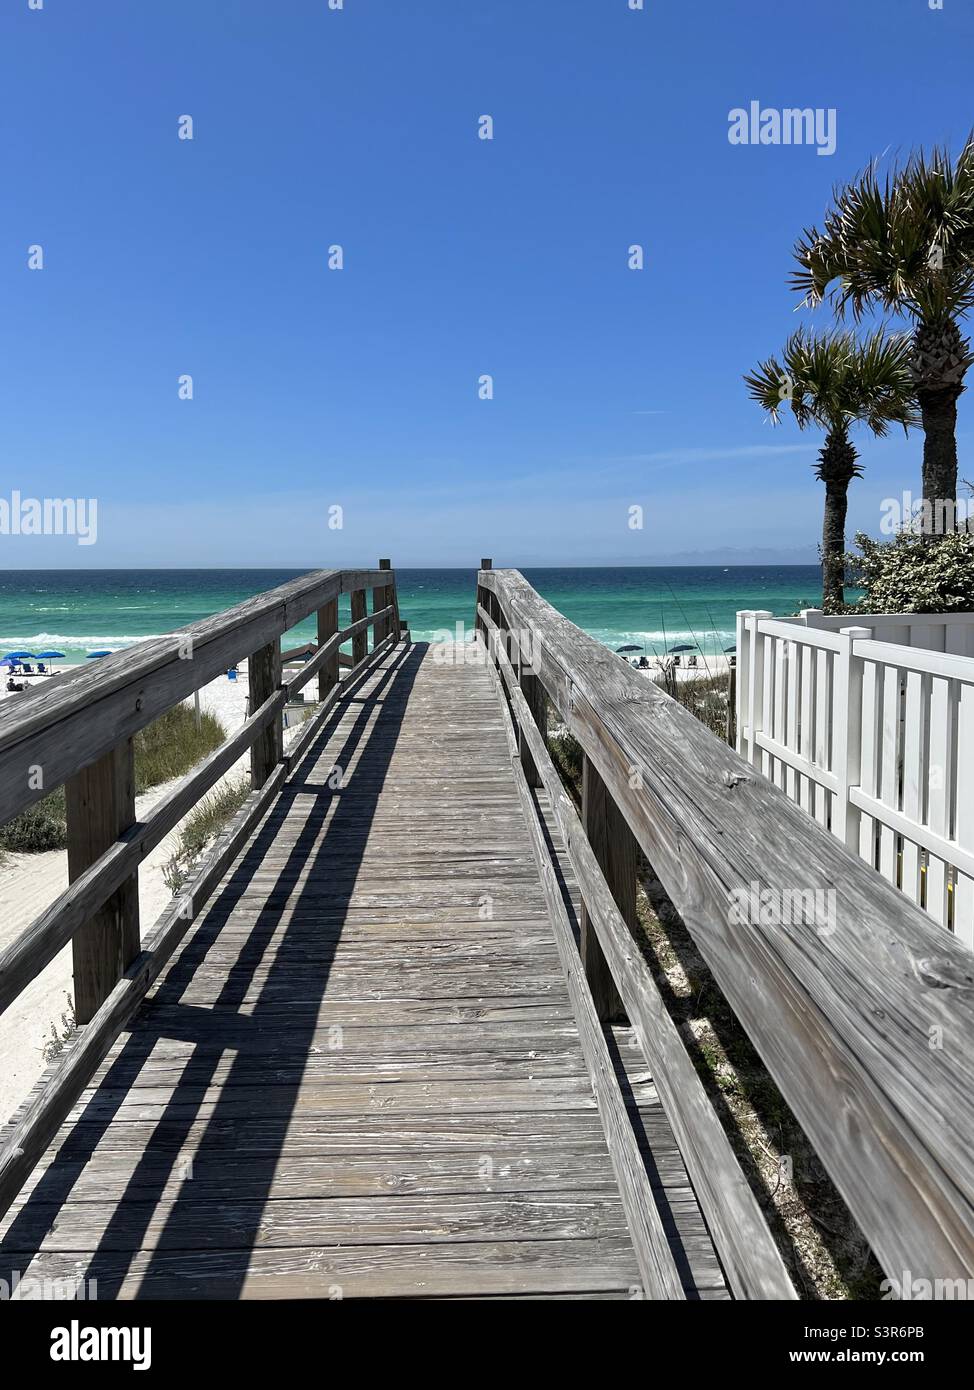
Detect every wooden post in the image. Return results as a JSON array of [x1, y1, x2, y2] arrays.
[[373, 558, 392, 646], [66, 741, 140, 1024], [726, 660, 737, 746], [518, 644, 547, 788], [476, 558, 492, 641], [350, 589, 368, 665], [317, 597, 339, 704], [580, 756, 630, 1022], [249, 641, 282, 788]]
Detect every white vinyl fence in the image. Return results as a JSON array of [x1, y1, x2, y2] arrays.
[[736, 609, 974, 947]]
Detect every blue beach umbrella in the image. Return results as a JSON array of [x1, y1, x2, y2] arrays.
[[3, 651, 37, 661], [86, 650, 114, 659], [36, 650, 66, 660]]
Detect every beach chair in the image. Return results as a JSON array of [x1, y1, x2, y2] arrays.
[[227, 668, 238, 682], [688, 654, 697, 668]]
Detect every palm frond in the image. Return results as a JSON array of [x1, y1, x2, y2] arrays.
[[790, 134, 974, 328]]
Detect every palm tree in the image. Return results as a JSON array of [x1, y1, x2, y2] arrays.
[[791, 135, 974, 530], [744, 329, 917, 610]]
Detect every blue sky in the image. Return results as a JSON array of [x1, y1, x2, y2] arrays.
[[1, 0, 971, 568]]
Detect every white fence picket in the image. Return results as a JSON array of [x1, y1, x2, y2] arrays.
[[954, 682, 974, 948], [925, 675, 951, 928], [734, 610, 974, 948]]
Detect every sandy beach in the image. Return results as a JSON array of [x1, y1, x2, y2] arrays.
[[631, 653, 734, 684], [0, 661, 258, 1124]]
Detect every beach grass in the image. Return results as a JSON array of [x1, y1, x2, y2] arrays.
[[162, 777, 251, 894], [0, 703, 227, 857]]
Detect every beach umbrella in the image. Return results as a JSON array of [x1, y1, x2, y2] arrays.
[[724, 645, 737, 654], [3, 651, 36, 661], [36, 650, 65, 660], [616, 644, 643, 653], [86, 650, 113, 659], [667, 644, 695, 654]]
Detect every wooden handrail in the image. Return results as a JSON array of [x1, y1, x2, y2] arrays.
[[0, 566, 399, 1023], [479, 567, 974, 1285], [0, 687, 287, 1016], [0, 567, 394, 826], [482, 619, 685, 1300], [0, 566, 403, 1224], [478, 602, 796, 1298]]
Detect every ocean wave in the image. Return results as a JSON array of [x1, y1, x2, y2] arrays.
[[0, 633, 168, 648]]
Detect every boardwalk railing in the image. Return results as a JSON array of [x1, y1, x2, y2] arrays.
[[478, 565, 974, 1294], [737, 609, 974, 946], [0, 563, 403, 1224]]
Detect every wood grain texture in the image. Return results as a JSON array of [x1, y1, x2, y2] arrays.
[[479, 613, 794, 1294], [580, 755, 629, 1023], [0, 638, 724, 1301], [350, 589, 368, 665], [248, 641, 282, 789], [0, 689, 287, 1017], [66, 740, 140, 1025], [482, 569, 974, 1283], [481, 638, 685, 1299], [0, 567, 395, 826]]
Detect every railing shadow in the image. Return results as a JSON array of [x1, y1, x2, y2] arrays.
[[0, 640, 423, 1298]]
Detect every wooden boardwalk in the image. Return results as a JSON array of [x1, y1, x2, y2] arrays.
[[0, 641, 723, 1299]]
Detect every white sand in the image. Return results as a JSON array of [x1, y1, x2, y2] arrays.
[[628, 653, 734, 684], [0, 662, 254, 1124]]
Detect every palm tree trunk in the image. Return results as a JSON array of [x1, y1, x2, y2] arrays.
[[917, 387, 959, 533], [818, 428, 857, 611], [822, 479, 849, 611]]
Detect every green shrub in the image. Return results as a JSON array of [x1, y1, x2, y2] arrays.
[[847, 529, 974, 614], [549, 730, 584, 799], [0, 787, 68, 853], [0, 701, 227, 855]]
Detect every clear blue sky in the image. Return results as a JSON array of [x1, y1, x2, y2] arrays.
[[1, 0, 970, 568]]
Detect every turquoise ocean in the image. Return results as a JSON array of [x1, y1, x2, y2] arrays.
[[0, 568, 823, 667]]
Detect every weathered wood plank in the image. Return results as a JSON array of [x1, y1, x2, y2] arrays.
[[0, 689, 287, 1018], [249, 641, 282, 788], [0, 638, 718, 1301], [482, 641, 684, 1299], [66, 740, 140, 1025], [481, 607, 792, 1297], [482, 568, 974, 1283], [350, 589, 368, 665], [0, 1239, 641, 1300]]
